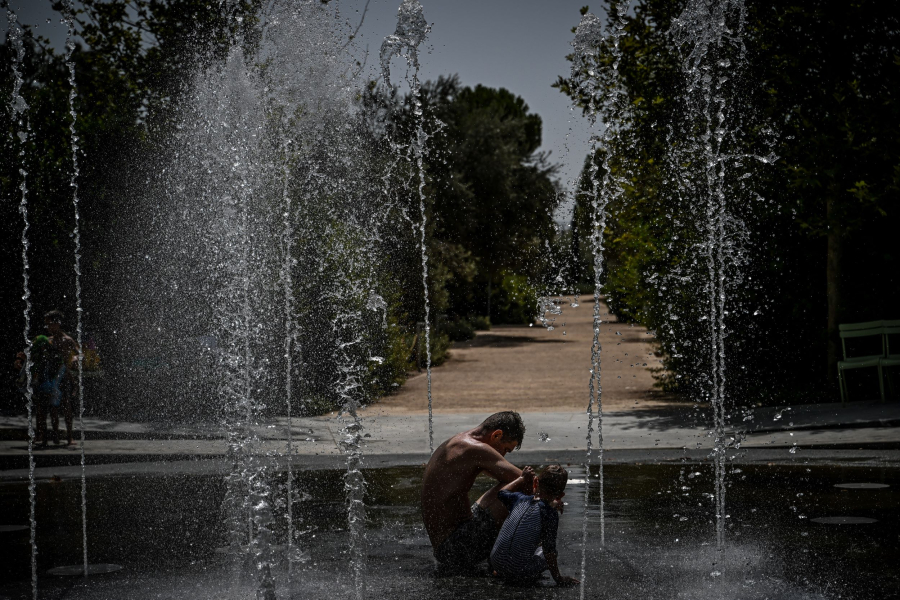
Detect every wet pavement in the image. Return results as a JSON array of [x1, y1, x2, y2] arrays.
[[1, 396, 897, 598], [0, 463, 897, 599]]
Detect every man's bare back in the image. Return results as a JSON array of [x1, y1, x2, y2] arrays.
[[421, 412, 528, 558]]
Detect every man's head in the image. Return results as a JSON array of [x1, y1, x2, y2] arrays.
[[475, 411, 525, 455], [534, 464, 568, 500], [44, 310, 64, 335]]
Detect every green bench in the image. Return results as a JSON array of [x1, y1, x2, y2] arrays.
[[838, 320, 900, 403]]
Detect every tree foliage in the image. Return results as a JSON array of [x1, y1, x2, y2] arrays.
[[558, 0, 900, 403], [410, 76, 560, 324], [3, 4, 560, 414], [1, 0, 260, 406]]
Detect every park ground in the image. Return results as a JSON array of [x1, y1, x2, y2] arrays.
[[364, 297, 676, 414], [1, 298, 899, 479]]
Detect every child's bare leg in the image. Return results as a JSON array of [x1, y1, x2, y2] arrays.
[[35, 399, 47, 445], [63, 396, 74, 444], [50, 406, 60, 444]]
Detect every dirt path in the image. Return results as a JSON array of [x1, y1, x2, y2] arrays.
[[363, 298, 680, 416]]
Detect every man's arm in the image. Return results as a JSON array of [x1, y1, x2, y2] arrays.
[[474, 445, 522, 484], [501, 466, 534, 493], [471, 449, 531, 523]]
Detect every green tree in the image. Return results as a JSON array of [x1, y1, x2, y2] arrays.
[[1, 0, 260, 401], [417, 76, 561, 322], [557, 0, 900, 402]]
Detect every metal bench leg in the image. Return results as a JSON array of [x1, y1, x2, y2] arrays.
[[878, 365, 886, 403], [838, 367, 846, 405]]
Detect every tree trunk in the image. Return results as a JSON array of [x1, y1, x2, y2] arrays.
[[571, 225, 582, 284], [486, 275, 492, 320], [826, 194, 843, 393]]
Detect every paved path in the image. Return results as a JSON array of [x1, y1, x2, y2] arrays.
[[362, 297, 674, 414]]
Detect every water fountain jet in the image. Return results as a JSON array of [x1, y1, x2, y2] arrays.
[[6, 8, 38, 599]]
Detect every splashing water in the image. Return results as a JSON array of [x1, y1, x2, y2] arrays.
[[379, 0, 429, 89], [536, 208, 579, 331], [380, 0, 434, 452], [140, 3, 396, 595], [570, 4, 631, 596], [672, 0, 750, 551], [7, 9, 37, 599], [60, 0, 90, 578], [279, 146, 296, 596]]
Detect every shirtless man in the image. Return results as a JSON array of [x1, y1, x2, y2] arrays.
[[421, 411, 533, 570]]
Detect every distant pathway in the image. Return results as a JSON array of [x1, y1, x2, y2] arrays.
[[362, 298, 681, 416]]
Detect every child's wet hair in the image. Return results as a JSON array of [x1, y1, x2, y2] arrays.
[[538, 464, 568, 497]]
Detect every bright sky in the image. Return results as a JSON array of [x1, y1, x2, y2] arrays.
[[352, 0, 600, 223], [4, 0, 604, 221]]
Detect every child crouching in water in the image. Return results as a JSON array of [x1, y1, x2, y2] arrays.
[[490, 465, 579, 586]]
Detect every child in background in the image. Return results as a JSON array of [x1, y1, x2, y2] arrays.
[[490, 464, 579, 586], [17, 335, 67, 447]]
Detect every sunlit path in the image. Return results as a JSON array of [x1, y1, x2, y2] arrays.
[[363, 298, 678, 415]]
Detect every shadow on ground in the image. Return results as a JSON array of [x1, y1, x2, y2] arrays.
[[455, 334, 568, 349]]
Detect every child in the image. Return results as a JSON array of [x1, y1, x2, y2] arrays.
[[490, 464, 579, 586], [17, 335, 67, 447]]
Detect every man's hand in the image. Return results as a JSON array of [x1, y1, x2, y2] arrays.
[[547, 552, 578, 586]]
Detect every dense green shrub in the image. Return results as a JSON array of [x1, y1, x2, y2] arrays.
[[441, 318, 476, 342], [493, 271, 539, 325], [470, 315, 491, 331]]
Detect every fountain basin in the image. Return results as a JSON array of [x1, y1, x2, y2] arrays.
[[0, 461, 896, 599]]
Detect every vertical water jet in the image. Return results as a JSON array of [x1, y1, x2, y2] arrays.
[[60, 0, 90, 578], [328, 237, 378, 600], [379, 0, 433, 451], [569, 12, 605, 595], [569, 6, 631, 594], [672, 0, 749, 550], [280, 147, 295, 598], [7, 7, 37, 599]]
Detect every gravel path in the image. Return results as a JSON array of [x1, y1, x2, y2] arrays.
[[363, 297, 686, 415]]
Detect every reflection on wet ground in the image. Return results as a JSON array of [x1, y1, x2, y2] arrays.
[[0, 463, 896, 599]]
